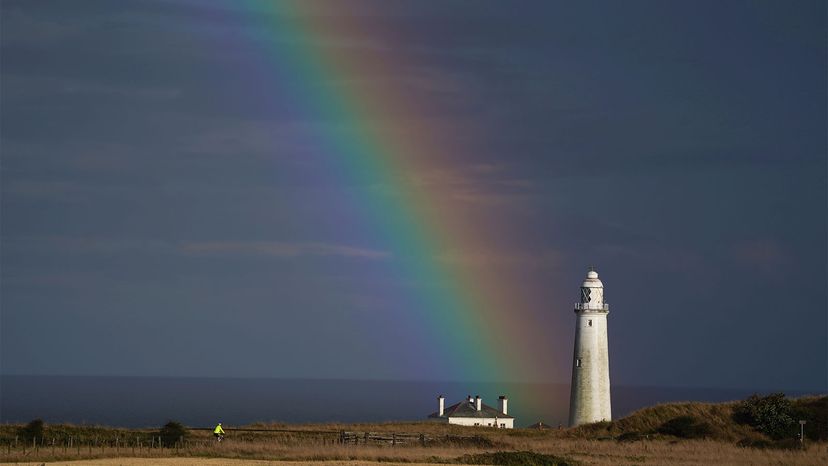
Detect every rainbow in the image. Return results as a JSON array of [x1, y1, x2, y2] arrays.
[[230, 2, 566, 389]]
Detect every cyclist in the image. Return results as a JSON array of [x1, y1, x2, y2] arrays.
[[213, 422, 225, 441]]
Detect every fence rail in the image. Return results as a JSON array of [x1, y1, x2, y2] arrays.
[[339, 431, 430, 446], [573, 302, 609, 311]]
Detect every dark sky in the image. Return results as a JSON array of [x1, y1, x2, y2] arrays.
[[1, 0, 825, 391]]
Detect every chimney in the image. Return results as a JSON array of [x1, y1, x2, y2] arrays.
[[498, 395, 508, 415], [475, 395, 481, 411], [438, 395, 445, 417], [467, 394, 473, 404]]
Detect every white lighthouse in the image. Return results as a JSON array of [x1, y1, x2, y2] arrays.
[[568, 268, 611, 426]]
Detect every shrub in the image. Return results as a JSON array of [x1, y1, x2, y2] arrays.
[[435, 435, 495, 448], [657, 415, 712, 439], [158, 420, 188, 447], [737, 437, 772, 449], [617, 431, 645, 442], [791, 395, 828, 441], [457, 451, 575, 466], [19, 419, 45, 442], [733, 393, 795, 440], [770, 438, 802, 450]]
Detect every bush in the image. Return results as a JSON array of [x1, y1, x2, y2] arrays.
[[657, 415, 712, 439], [457, 451, 575, 466], [791, 395, 828, 441], [436, 435, 495, 448], [733, 393, 795, 440], [617, 431, 645, 442], [19, 419, 45, 442], [737, 437, 773, 449], [158, 420, 188, 447]]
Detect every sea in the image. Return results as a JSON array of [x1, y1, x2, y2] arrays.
[[0, 376, 816, 428]]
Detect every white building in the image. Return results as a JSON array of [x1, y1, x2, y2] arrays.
[[568, 268, 612, 426], [428, 395, 514, 428]]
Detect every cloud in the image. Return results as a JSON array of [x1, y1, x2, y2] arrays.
[[732, 239, 791, 276], [437, 248, 562, 269], [405, 165, 536, 207], [3, 237, 390, 261], [0, 7, 86, 46], [176, 240, 390, 260], [179, 118, 334, 160], [3, 237, 175, 255]]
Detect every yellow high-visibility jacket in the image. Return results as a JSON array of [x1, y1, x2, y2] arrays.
[[214, 425, 225, 434]]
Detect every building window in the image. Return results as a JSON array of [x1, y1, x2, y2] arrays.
[[588, 319, 593, 327], [487, 423, 492, 426], [474, 423, 480, 426], [576, 358, 582, 367], [500, 423, 506, 428]]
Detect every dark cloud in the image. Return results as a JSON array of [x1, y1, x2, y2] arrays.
[[1, 0, 825, 389]]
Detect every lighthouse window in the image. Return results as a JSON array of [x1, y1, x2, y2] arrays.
[[576, 358, 582, 367], [581, 288, 591, 302], [588, 320, 593, 327]]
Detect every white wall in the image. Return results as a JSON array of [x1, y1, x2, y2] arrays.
[[569, 311, 611, 426], [447, 417, 514, 429]]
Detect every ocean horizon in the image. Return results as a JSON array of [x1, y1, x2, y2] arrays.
[[1, 375, 819, 429]]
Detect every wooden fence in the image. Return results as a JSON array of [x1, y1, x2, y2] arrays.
[[339, 431, 431, 446]]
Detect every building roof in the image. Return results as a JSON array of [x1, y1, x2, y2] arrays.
[[428, 400, 513, 419]]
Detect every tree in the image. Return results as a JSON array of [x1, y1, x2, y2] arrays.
[[19, 419, 45, 443], [733, 393, 795, 440], [158, 420, 189, 447]]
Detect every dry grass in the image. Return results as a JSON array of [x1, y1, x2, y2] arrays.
[[569, 401, 759, 442], [1, 460, 452, 466], [1, 430, 826, 465], [3, 396, 826, 465]]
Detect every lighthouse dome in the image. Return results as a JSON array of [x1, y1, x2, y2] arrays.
[[582, 269, 603, 288]]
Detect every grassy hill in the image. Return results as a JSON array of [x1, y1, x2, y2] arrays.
[[568, 394, 827, 446]]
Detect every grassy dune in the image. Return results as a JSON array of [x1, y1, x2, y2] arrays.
[[569, 394, 826, 443]]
